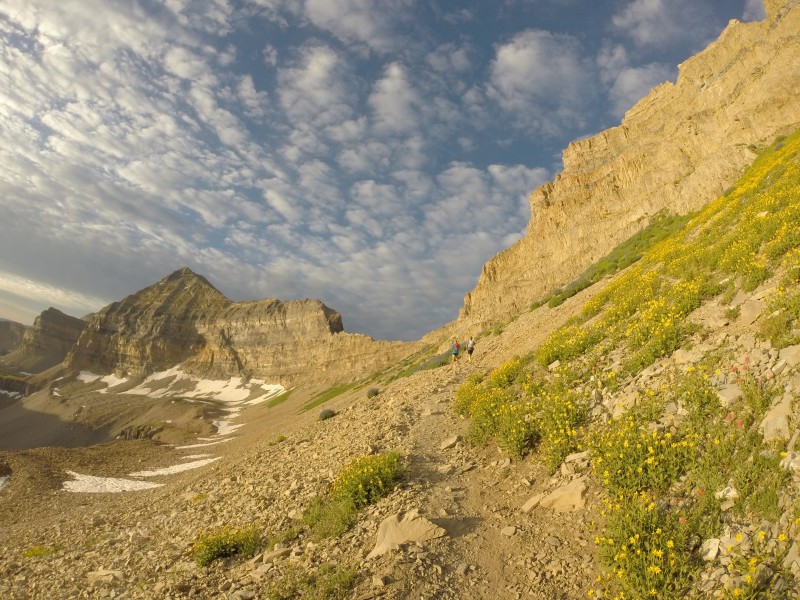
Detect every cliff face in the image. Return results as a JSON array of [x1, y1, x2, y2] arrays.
[[0, 320, 26, 354], [459, 0, 800, 330], [66, 268, 232, 375], [66, 268, 415, 386], [3, 308, 89, 373]]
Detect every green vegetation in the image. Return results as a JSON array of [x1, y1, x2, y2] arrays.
[[454, 130, 800, 599], [267, 388, 294, 408], [366, 387, 379, 398], [301, 383, 356, 412], [531, 211, 693, 310], [302, 452, 404, 541], [266, 563, 360, 600], [318, 408, 336, 421], [191, 524, 261, 566], [22, 545, 56, 559]]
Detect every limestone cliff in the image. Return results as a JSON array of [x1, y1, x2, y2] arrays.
[[66, 268, 417, 386], [459, 0, 800, 330], [1, 308, 87, 373], [0, 320, 26, 354]]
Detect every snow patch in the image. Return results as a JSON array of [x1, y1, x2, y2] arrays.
[[181, 453, 213, 460], [111, 367, 284, 404], [77, 371, 101, 383], [63, 471, 163, 493], [100, 373, 128, 388], [0, 389, 22, 400], [174, 439, 233, 449], [213, 420, 244, 436], [129, 457, 220, 477]]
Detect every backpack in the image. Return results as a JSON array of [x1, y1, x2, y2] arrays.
[[452, 341, 460, 354]]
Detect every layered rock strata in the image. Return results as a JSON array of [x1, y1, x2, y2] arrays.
[[66, 268, 415, 386], [459, 0, 800, 330], [0, 320, 26, 354], [1, 308, 88, 373]]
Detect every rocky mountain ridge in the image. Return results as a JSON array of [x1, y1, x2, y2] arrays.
[[458, 0, 800, 333], [0, 319, 26, 355], [0, 307, 87, 376], [64, 267, 418, 387]]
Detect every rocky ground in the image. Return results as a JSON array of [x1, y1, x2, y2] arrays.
[[2, 278, 800, 599]]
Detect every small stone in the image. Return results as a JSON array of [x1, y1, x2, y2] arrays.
[[501, 526, 517, 537]]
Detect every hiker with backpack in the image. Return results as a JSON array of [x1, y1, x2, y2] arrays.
[[451, 337, 460, 368], [467, 336, 475, 362]]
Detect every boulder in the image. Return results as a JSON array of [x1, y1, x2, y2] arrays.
[[366, 509, 447, 559]]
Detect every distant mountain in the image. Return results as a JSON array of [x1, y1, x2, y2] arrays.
[[0, 308, 85, 372], [0, 319, 26, 355], [65, 267, 417, 386]]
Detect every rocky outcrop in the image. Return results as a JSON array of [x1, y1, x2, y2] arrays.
[[1, 308, 87, 373], [0, 320, 26, 355], [66, 268, 417, 386], [459, 0, 800, 330], [66, 268, 234, 375]]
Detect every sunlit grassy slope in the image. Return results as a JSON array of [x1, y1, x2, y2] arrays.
[[456, 128, 800, 599]]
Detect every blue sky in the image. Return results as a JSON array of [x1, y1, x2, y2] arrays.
[[0, 0, 766, 341]]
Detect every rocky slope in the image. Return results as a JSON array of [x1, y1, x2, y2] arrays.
[[66, 267, 418, 387], [2, 260, 799, 599], [459, 0, 800, 332]]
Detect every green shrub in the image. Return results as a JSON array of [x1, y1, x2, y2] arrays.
[[192, 524, 261, 566], [589, 415, 698, 496], [302, 496, 356, 540], [592, 492, 697, 599], [366, 387, 379, 398], [532, 381, 589, 473], [267, 563, 359, 600], [22, 546, 55, 559], [319, 408, 336, 421], [330, 452, 404, 509], [302, 452, 405, 541]]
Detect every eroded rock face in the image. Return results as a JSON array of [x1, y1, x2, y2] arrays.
[[3, 308, 89, 373], [0, 320, 26, 354], [66, 268, 415, 386], [459, 1, 800, 330]]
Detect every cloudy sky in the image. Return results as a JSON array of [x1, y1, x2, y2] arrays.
[[0, 0, 766, 341]]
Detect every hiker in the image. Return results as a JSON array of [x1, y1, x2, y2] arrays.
[[451, 337, 460, 367], [467, 336, 475, 362]]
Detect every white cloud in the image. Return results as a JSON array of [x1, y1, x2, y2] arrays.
[[611, 0, 725, 52], [369, 62, 422, 134], [303, 0, 414, 53], [488, 29, 598, 135], [0, 271, 110, 321], [277, 44, 358, 128], [742, 0, 766, 21]]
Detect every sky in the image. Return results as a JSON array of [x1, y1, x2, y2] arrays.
[[0, 0, 767, 341]]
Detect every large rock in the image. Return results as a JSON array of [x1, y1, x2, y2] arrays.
[[457, 1, 800, 329], [539, 477, 588, 512], [760, 392, 793, 442], [366, 509, 447, 559]]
